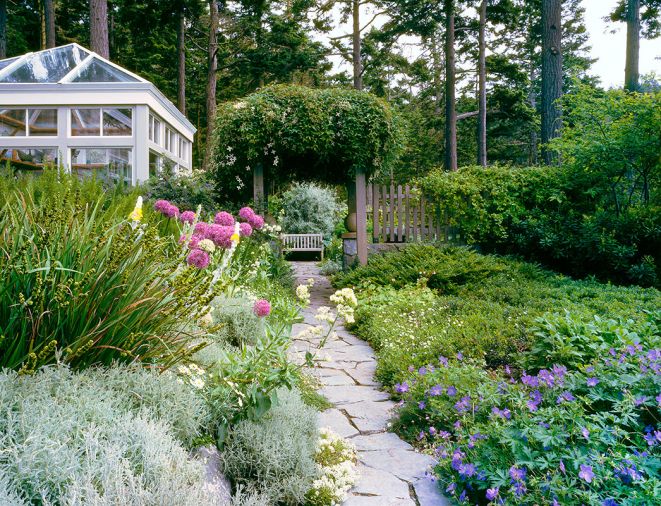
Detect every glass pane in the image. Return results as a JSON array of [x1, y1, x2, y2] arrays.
[[103, 108, 132, 136], [71, 147, 132, 183], [70, 57, 139, 83], [71, 108, 101, 136], [149, 150, 160, 177], [28, 109, 57, 136], [0, 56, 19, 72], [0, 147, 57, 170], [153, 118, 161, 144], [0, 109, 26, 136], [1, 45, 89, 83]]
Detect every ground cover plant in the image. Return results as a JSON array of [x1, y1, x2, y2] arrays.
[[336, 244, 661, 504]]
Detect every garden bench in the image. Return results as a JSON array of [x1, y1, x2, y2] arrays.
[[282, 233, 324, 260]]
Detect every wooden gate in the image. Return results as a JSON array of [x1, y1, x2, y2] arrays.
[[366, 183, 460, 244]]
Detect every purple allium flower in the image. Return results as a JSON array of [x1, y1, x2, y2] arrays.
[[206, 224, 234, 248], [239, 222, 253, 237], [418, 401, 426, 409], [521, 372, 539, 387], [189, 235, 201, 249], [486, 488, 499, 501], [193, 222, 209, 237], [418, 366, 427, 376], [559, 461, 566, 474], [161, 203, 179, 218], [587, 377, 599, 387], [447, 385, 457, 397], [186, 248, 210, 269], [179, 210, 196, 224], [214, 211, 235, 226], [578, 464, 594, 483], [582, 427, 590, 440], [429, 384, 443, 397], [248, 213, 265, 230], [556, 391, 575, 404], [509, 466, 526, 482], [253, 299, 271, 317], [238, 206, 255, 221], [439, 355, 449, 367], [153, 199, 171, 213], [395, 382, 409, 394]]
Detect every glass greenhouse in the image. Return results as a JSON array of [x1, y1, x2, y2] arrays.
[[0, 44, 195, 183]]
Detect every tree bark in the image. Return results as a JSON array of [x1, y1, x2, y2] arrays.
[[352, 0, 362, 90], [528, 64, 538, 165], [204, 0, 220, 169], [44, 0, 56, 48], [624, 0, 640, 91], [431, 35, 443, 115], [541, 0, 562, 165], [477, 0, 487, 167], [444, 0, 457, 172], [0, 0, 7, 59], [177, 7, 186, 114], [90, 0, 110, 58]]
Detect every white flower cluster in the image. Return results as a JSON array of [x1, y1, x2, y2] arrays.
[[176, 363, 206, 390], [330, 288, 358, 324], [296, 278, 315, 306], [307, 428, 358, 506], [261, 223, 282, 236]]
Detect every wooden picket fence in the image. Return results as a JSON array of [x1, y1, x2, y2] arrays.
[[366, 183, 461, 244]]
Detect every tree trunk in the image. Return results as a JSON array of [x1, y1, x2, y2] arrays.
[[541, 0, 562, 165], [352, 0, 362, 90], [90, 0, 109, 58], [444, 0, 457, 172], [528, 64, 538, 165], [204, 0, 220, 169], [431, 35, 443, 115], [624, 0, 640, 91], [0, 0, 7, 59], [477, 0, 487, 167], [177, 7, 186, 114], [44, 0, 56, 48], [40, 1, 46, 49]]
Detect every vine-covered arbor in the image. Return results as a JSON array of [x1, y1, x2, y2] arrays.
[[210, 84, 403, 264]]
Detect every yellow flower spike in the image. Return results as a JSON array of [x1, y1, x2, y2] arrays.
[[230, 233, 240, 243], [128, 196, 143, 222]]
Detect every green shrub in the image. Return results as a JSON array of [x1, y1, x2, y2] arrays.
[[279, 182, 345, 240], [341, 246, 661, 386], [221, 387, 318, 505], [210, 296, 262, 347], [0, 366, 216, 505], [393, 344, 661, 505], [144, 164, 217, 213]]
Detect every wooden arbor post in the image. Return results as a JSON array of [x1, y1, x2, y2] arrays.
[[253, 162, 266, 214], [355, 168, 368, 265]]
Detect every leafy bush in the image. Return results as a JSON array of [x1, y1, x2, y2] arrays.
[[420, 90, 661, 287], [339, 246, 660, 385], [221, 387, 319, 505], [393, 341, 661, 505], [210, 296, 262, 347], [144, 164, 217, 212], [0, 366, 217, 505], [279, 182, 345, 240], [211, 84, 404, 204]]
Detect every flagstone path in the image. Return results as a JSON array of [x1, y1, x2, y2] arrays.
[[289, 262, 450, 506]]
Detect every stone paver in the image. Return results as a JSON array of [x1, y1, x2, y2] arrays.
[[290, 261, 450, 506]]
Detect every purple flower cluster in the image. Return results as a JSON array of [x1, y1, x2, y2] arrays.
[[238, 206, 265, 230], [214, 211, 235, 226], [253, 299, 271, 317], [454, 396, 472, 414], [186, 248, 209, 269], [154, 199, 179, 218], [179, 210, 196, 224], [491, 406, 511, 420]]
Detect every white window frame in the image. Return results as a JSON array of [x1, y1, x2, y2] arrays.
[[70, 106, 133, 137]]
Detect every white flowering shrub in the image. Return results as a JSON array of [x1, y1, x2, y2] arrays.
[[0, 366, 217, 505], [305, 428, 358, 506], [279, 182, 346, 240]]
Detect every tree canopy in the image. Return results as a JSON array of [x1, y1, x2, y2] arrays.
[[210, 84, 404, 203]]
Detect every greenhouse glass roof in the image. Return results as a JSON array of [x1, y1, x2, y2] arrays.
[[0, 44, 144, 84]]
